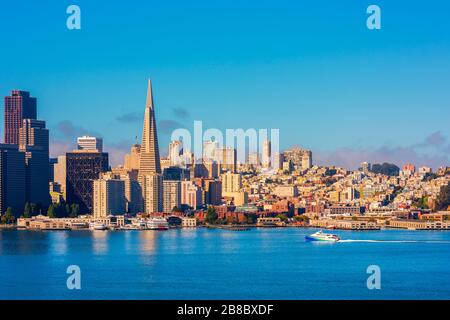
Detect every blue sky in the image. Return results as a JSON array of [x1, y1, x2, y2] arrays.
[[1, 0, 449, 169]]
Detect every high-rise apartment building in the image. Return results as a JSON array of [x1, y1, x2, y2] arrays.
[[144, 174, 163, 213], [77, 135, 103, 152], [4, 90, 37, 144], [221, 172, 242, 193], [181, 180, 203, 209], [0, 144, 26, 216], [93, 173, 126, 218], [163, 180, 181, 213]]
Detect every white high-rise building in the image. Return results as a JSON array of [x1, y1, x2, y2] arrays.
[[262, 139, 271, 168], [168, 140, 183, 166], [77, 135, 103, 152]]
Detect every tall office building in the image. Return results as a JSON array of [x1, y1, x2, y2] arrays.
[[262, 139, 271, 168], [0, 144, 26, 216], [302, 150, 312, 170], [163, 180, 181, 213], [138, 80, 163, 213], [93, 173, 126, 218], [216, 147, 237, 173], [53, 155, 67, 196], [203, 179, 222, 205], [66, 150, 109, 213], [77, 135, 103, 152], [4, 90, 37, 144], [124, 144, 141, 170], [19, 119, 49, 206]]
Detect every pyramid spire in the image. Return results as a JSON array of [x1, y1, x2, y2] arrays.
[[146, 79, 153, 109], [138, 79, 161, 177]]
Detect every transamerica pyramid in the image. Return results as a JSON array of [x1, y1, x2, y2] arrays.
[[138, 79, 161, 178]]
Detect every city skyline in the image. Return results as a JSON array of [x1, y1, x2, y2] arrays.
[[1, 1, 450, 170]]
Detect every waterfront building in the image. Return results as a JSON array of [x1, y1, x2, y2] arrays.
[[144, 173, 163, 213], [19, 119, 49, 206], [0, 144, 26, 216], [66, 150, 109, 213], [163, 180, 181, 212], [181, 180, 203, 209], [93, 174, 126, 218], [124, 144, 141, 170], [77, 135, 103, 152], [4, 90, 37, 145], [137, 80, 162, 213], [181, 217, 197, 228]]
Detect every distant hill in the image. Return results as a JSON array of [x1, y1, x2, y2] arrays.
[[370, 163, 400, 176]]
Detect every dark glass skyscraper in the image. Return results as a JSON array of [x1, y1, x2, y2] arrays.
[[66, 151, 109, 213], [0, 144, 26, 216], [4, 90, 37, 144], [19, 119, 50, 206]]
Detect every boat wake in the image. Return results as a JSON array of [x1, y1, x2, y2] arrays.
[[338, 239, 450, 244]]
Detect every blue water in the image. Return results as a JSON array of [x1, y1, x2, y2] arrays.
[[1, 228, 450, 299]]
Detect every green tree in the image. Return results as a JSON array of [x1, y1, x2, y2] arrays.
[[47, 204, 56, 218], [65, 204, 71, 216], [205, 206, 218, 224], [23, 202, 31, 218], [70, 203, 80, 217], [30, 203, 37, 216], [1, 207, 16, 224], [276, 214, 288, 222], [437, 183, 450, 211]]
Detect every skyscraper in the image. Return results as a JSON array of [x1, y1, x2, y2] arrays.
[[0, 144, 26, 216], [66, 150, 109, 213], [168, 140, 183, 166], [93, 173, 126, 218], [19, 119, 50, 206], [262, 139, 271, 169], [4, 90, 37, 144], [77, 136, 103, 152], [163, 180, 181, 213], [138, 80, 163, 213]]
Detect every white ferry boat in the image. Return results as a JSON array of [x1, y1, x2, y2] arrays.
[[146, 217, 169, 230], [305, 230, 340, 242], [132, 220, 147, 229], [89, 222, 107, 231]]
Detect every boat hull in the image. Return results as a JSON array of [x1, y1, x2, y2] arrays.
[[305, 235, 339, 242]]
